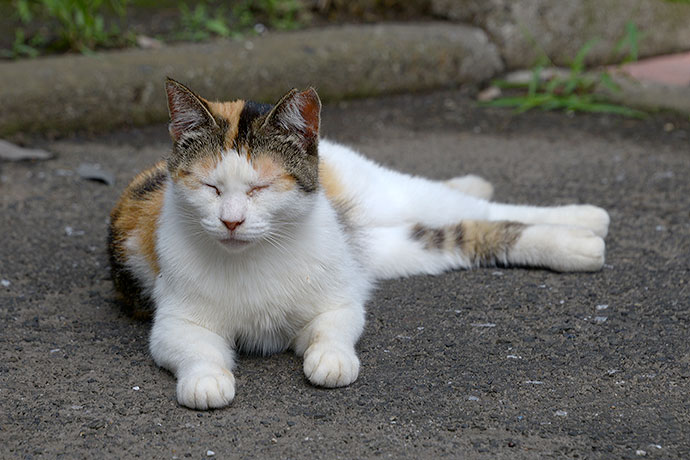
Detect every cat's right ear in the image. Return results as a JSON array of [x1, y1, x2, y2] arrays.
[[165, 78, 218, 142]]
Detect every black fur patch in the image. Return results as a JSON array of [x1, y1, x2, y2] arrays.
[[131, 169, 167, 200], [107, 226, 154, 319], [237, 101, 273, 143]]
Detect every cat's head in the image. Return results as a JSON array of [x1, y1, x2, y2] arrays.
[[164, 78, 321, 253]]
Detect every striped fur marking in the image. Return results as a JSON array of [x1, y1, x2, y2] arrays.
[[411, 221, 527, 266], [411, 224, 451, 251]]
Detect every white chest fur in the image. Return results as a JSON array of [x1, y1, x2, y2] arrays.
[[153, 186, 370, 354]]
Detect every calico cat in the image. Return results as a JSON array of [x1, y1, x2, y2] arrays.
[[108, 78, 609, 410]]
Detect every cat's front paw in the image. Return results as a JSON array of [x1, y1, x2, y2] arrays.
[[176, 365, 236, 410], [303, 343, 360, 388]]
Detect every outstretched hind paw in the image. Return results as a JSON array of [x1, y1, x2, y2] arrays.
[[512, 225, 605, 272]]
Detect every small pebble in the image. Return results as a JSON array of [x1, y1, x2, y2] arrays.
[[471, 323, 496, 328], [636, 450, 647, 456], [477, 86, 502, 102], [554, 410, 568, 417], [1, 279, 10, 287], [64, 226, 85, 237], [594, 316, 608, 324], [524, 380, 544, 385], [50, 348, 60, 353], [206, 450, 215, 457], [132, 386, 140, 391], [77, 163, 115, 186], [136, 35, 163, 49], [596, 304, 609, 311], [467, 395, 480, 401], [0, 139, 53, 161]]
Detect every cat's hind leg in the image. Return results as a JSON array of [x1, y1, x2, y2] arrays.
[[366, 220, 605, 280], [488, 203, 610, 238]]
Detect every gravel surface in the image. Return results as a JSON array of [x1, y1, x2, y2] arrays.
[[1, 90, 688, 459]]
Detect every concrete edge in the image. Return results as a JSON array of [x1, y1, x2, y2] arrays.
[[0, 22, 503, 137], [602, 74, 690, 117]]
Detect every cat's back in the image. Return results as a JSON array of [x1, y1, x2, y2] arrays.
[[108, 161, 169, 317]]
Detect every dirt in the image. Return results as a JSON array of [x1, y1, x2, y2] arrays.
[[1, 90, 689, 458]]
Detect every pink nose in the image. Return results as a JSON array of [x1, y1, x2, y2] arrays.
[[221, 219, 244, 231]]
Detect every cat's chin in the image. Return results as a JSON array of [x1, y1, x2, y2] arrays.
[[218, 237, 254, 252]]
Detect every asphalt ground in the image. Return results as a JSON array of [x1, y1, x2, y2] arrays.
[[1, 90, 689, 459]]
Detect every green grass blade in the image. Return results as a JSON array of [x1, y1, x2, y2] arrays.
[[571, 38, 598, 73]]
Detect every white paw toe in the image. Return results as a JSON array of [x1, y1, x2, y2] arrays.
[[177, 366, 236, 410], [303, 344, 359, 388]]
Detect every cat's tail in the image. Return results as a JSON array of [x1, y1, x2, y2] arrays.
[[364, 220, 605, 279]]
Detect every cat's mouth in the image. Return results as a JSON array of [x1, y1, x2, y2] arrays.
[[219, 236, 252, 249]]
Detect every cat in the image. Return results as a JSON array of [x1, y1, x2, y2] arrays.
[[108, 78, 609, 410]]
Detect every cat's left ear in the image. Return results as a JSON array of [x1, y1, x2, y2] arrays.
[[262, 87, 321, 155]]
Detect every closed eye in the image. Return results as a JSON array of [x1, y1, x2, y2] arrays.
[[247, 184, 269, 197], [204, 183, 221, 196]]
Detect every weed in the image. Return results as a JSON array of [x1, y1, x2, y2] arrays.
[[0, 28, 44, 59], [10, 0, 130, 53], [612, 21, 643, 64], [483, 23, 647, 118], [176, 0, 305, 42], [178, 2, 231, 41], [233, 0, 305, 31]]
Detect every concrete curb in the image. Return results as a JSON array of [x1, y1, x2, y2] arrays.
[[604, 74, 690, 116], [432, 0, 690, 69], [0, 23, 503, 136]]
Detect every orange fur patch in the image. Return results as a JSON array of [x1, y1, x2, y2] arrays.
[[111, 162, 167, 275], [253, 154, 297, 191], [318, 159, 346, 202], [137, 195, 164, 274], [206, 100, 245, 149]]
